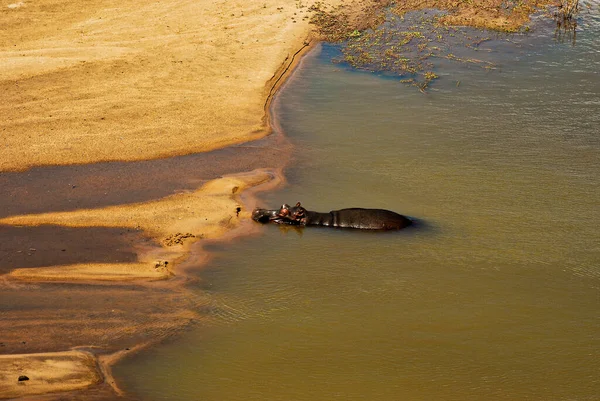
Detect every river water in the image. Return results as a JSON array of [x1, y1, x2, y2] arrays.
[[114, 9, 599, 401]]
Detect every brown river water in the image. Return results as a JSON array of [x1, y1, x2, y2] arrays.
[[114, 9, 599, 401]]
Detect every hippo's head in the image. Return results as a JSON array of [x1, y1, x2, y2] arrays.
[[285, 202, 308, 224], [251, 202, 306, 225]]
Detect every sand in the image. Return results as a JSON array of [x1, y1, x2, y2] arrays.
[[0, 0, 340, 171], [1, 170, 274, 282], [0, 351, 101, 399], [8, 262, 172, 281]]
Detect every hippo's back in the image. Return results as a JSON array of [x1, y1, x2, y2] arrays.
[[330, 208, 412, 230]]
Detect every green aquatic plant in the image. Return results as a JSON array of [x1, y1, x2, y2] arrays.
[[424, 71, 439, 80]]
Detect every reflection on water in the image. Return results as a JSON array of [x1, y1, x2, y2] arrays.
[[114, 11, 600, 401]]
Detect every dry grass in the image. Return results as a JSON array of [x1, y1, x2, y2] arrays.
[[553, 0, 580, 43], [311, 0, 560, 40], [393, 0, 558, 32]]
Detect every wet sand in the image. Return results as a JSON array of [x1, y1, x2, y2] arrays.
[[0, 351, 101, 399]]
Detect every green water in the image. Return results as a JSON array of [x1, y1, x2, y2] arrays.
[[114, 12, 600, 401]]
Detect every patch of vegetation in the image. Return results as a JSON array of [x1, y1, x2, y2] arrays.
[[308, 0, 393, 41], [330, 11, 497, 91], [392, 0, 558, 32], [309, 0, 581, 92]]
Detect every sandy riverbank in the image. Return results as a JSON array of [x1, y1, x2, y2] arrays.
[[2, 171, 274, 282], [0, 0, 336, 171]]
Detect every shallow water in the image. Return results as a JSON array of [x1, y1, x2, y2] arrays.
[[114, 10, 600, 401]]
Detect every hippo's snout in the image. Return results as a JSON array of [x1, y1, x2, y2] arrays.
[[252, 208, 276, 223]]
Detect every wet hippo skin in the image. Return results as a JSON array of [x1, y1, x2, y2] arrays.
[[252, 202, 412, 230]]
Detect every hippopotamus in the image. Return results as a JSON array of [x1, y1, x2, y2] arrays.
[[252, 202, 412, 230]]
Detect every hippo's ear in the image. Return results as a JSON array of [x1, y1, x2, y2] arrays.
[[295, 202, 302, 207]]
